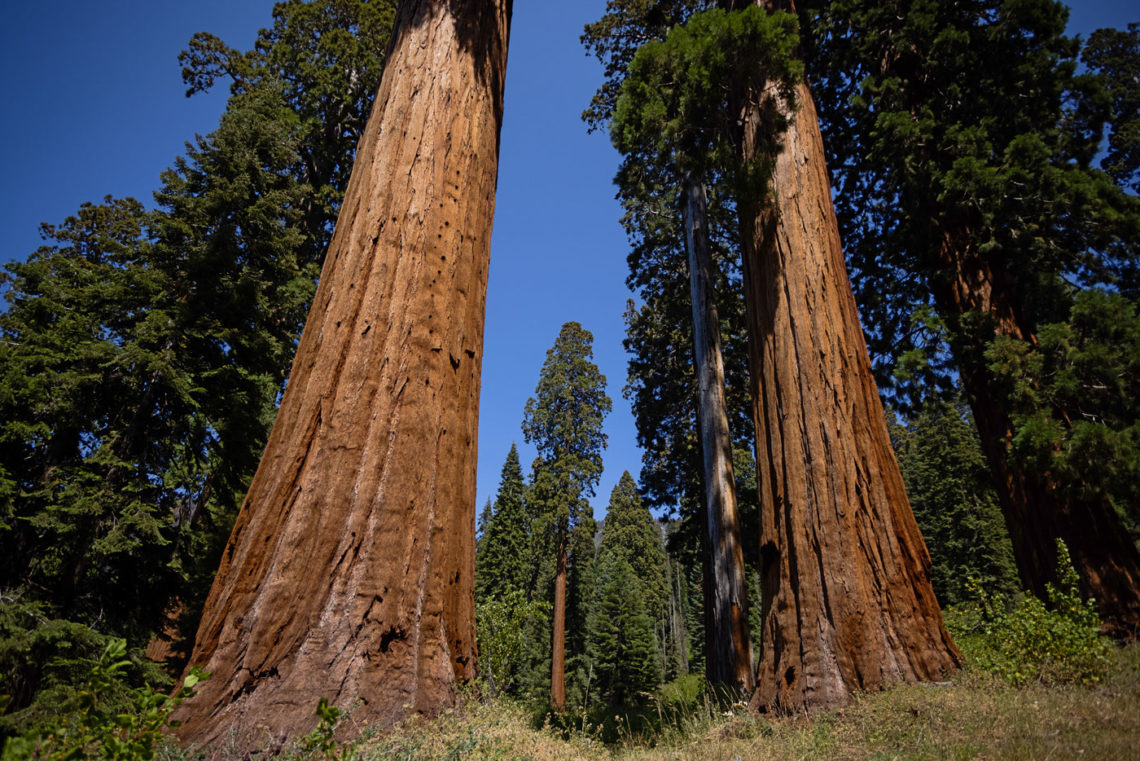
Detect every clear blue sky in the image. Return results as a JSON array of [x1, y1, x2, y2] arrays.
[[1, 1, 1135, 520]]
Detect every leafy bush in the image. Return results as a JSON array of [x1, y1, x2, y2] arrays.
[[475, 590, 550, 698], [293, 698, 355, 761], [1, 639, 205, 760], [654, 673, 705, 719], [944, 540, 1112, 686]]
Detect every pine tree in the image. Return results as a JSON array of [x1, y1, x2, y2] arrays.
[[476, 444, 531, 604], [522, 322, 612, 711], [595, 473, 670, 630], [589, 472, 671, 698], [588, 558, 662, 708], [890, 401, 1020, 605]]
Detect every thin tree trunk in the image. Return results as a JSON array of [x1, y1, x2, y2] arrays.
[[171, 0, 511, 748], [731, 0, 960, 713], [551, 542, 567, 710], [682, 175, 755, 694], [930, 232, 1140, 637]]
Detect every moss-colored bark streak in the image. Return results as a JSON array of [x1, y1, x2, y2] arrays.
[[173, 0, 511, 748], [739, 71, 960, 712]]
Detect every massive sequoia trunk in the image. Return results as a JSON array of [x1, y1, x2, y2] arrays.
[[930, 234, 1140, 637], [682, 175, 755, 693], [172, 0, 511, 748], [732, 0, 960, 712]]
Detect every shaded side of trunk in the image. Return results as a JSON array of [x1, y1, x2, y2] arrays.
[[683, 176, 755, 694], [172, 0, 511, 748], [550, 542, 567, 710], [734, 44, 960, 710], [930, 233, 1140, 637]]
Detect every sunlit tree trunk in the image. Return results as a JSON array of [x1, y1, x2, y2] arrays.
[[683, 175, 755, 693], [172, 0, 512, 748], [729, 0, 960, 712]]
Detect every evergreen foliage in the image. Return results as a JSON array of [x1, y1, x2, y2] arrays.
[[594, 473, 670, 624], [587, 558, 662, 708], [521, 322, 611, 708], [1082, 23, 1140, 194], [0, 0, 395, 731], [800, 0, 1140, 407], [475, 445, 532, 605], [986, 288, 1140, 529], [589, 472, 671, 698], [583, 2, 795, 680], [611, 6, 802, 189], [890, 402, 1020, 605]]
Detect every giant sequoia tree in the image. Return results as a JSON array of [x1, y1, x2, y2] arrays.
[[609, 7, 806, 694], [588, 0, 959, 711], [172, 0, 512, 747], [0, 0, 395, 724], [802, 0, 1140, 634], [522, 322, 611, 710], [728, 0, 959, 710]]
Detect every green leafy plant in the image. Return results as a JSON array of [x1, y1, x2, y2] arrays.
[[2, 639, 206, 760], [475, 590, 551, 698], [945, 539, 1113, 686], [295, 698, 355, 761]]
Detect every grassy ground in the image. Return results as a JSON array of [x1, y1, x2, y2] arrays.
[[344, 645, 1140, 761]]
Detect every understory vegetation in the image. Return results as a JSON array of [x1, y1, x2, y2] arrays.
[[141, 642, 1139, 760]]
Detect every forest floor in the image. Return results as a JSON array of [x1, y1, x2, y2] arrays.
[[337, 645, 1140, 761]]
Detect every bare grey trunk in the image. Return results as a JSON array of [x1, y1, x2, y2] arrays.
[[683, 175, 755, 694]]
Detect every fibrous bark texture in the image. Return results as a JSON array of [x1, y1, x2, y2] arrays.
[[551, 546, 567, 710], [683, 176, 754, 693], [172, 0, 511, 748], [735, 2, 960, 710], [931, 235, 1140, 638]]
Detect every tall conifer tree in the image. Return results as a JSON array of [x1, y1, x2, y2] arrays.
[[0, 2, 396, 723], [476, 444, 530, 604], [802, 0, 1140, 633], [522, 322, 611, 710], [173, 0, 513, 747], [589, 472, 670, 696]]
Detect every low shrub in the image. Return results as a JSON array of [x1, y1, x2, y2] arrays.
[[944, 539, 1113, 686], [1, 639, 205, 760]]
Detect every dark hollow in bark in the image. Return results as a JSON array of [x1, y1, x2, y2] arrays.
[[171, 0, 512, 749]]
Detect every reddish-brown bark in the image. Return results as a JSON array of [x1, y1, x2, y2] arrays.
[[171, 0, 511, 749], [740, 74, 960, 713], [730, 0, 959, 713], [683, 176, 755, 693], [551, 545, 567, 710], [930, 233, 1140, 638]]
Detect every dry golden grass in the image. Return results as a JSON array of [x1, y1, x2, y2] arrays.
[[320, 645, 1140, 761]]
